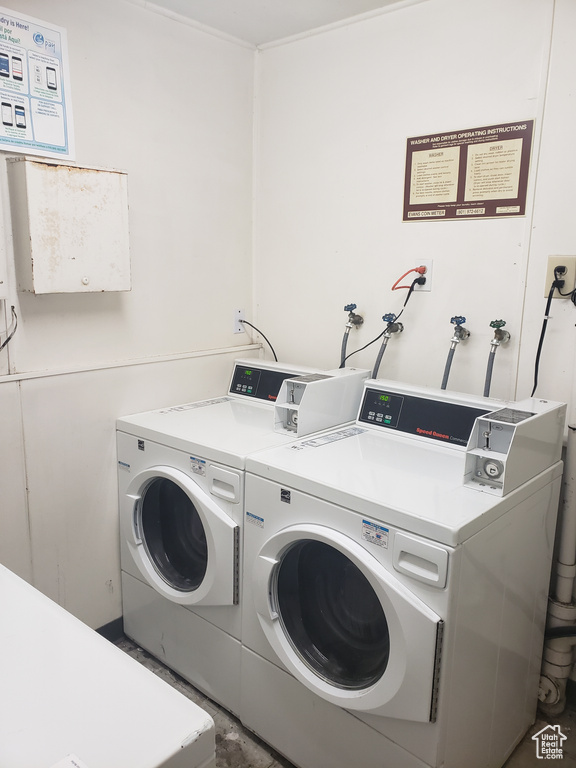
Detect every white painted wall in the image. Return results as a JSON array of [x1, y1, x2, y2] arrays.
[[0, 0, 256, 626], [517, 0, 576, 413], [253, 0, 572, 406], [0, 381, 30, 581], [16, 351, 257, 629], [3, 0, 255, 372]]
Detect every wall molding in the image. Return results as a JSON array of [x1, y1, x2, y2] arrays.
[[0, 343, 261, 384]]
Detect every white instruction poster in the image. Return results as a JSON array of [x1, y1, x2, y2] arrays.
[[0, 6, 74, 158]]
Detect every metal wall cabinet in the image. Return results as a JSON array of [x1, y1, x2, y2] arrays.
[[7, 158, 131, 294]]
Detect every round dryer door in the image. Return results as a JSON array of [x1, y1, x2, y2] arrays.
[[253, 523, 442, 722], [124, 466, 239, 606], [140, 475, 208, 592], [275, 539, 389, 690]]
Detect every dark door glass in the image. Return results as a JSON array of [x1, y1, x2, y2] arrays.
[[276, 540, 389, 689], [140, 478, 208, 591]]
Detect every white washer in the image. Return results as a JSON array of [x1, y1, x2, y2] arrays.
[[0, 564, 215, 768], [241, 379, 565, 768], [117, 359, 368, 717]]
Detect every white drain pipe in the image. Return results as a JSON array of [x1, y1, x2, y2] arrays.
[[556, 425, 576, 603], [540, 421, 576, 715]]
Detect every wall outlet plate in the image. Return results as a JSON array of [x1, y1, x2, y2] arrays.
[[545, 255, 576, 298], [233, 308, 245, 333], [414, 259, 432, 292]]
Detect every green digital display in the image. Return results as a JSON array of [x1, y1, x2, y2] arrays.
[[379, 395, 390, 402]]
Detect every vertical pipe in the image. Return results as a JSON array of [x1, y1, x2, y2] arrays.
[[557, 425, 576, 604]]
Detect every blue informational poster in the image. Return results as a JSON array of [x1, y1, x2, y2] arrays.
[[0, 6, 74, 159]]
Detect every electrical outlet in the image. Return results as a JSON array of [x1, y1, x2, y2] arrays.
[[414, 259, 433, 292], [233, 308, 245, 334], [544, 256, 576, 298]]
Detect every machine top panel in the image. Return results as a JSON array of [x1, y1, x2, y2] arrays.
[[246, 379, 565, 544], [358, 387, 490, 448]]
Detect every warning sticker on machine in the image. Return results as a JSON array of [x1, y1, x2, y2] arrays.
[[158, 397, 231, 414], [190, 456, 206, 476], [289, 427, 367, 451], [362, 520, 389, 548], [246, 511, 264, 528]]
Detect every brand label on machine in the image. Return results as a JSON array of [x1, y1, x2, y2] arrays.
[[246, 511, 264, 528], [190, 456, 206, 476], [158, 397, 231, 414], [362, 519, 389, 548], [118, 460, 131, 473], [288, 426, 367, 451]]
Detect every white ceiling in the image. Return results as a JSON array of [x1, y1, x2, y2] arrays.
[[146, 0, 404, 46]]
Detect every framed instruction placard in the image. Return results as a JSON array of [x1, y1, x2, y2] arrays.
[[0, 5, 74, 159], [403, 120, 533, 222]]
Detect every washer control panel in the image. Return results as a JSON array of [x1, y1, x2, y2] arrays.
[[356, 379, 565, 498], [358, 387, 488, 448], [229, 364, 308, 403]]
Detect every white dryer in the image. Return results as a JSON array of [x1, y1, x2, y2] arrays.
[[241, 380, 566, 768], [0, 564, 215, 768], [117, 359, 368, 717]]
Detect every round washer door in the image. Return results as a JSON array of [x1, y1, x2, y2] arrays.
[[253, 523, 442, 721], [124, 466, 239, 606]]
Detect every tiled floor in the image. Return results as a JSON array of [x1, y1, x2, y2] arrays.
[[116, 636, 576, 768]]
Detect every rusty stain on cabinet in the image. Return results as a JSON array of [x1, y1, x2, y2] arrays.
[[7, 158, 131, 294]]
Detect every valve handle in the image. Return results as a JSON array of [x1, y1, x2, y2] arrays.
[[344, 303, 357, 312], [490, 319, 506, 329], [450, 315, 466, 326], [382, 313, 397, 323]]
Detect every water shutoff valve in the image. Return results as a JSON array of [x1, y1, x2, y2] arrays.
[[450, 315, 470, 342], [489, 319, 510, 345], [382, 313, 403, 334], [344, 303, 363, 328]]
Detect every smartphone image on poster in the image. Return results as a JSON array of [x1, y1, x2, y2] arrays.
[[46, 66, 57, 91], [0, 53, 9, 77], [2, 101, 13, 126], [14, 104, 25, 128], [12, 56, 22, 81]]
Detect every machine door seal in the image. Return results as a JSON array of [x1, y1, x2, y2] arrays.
[[123, 466, 239, 606], [253, 523, 442, 721]]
